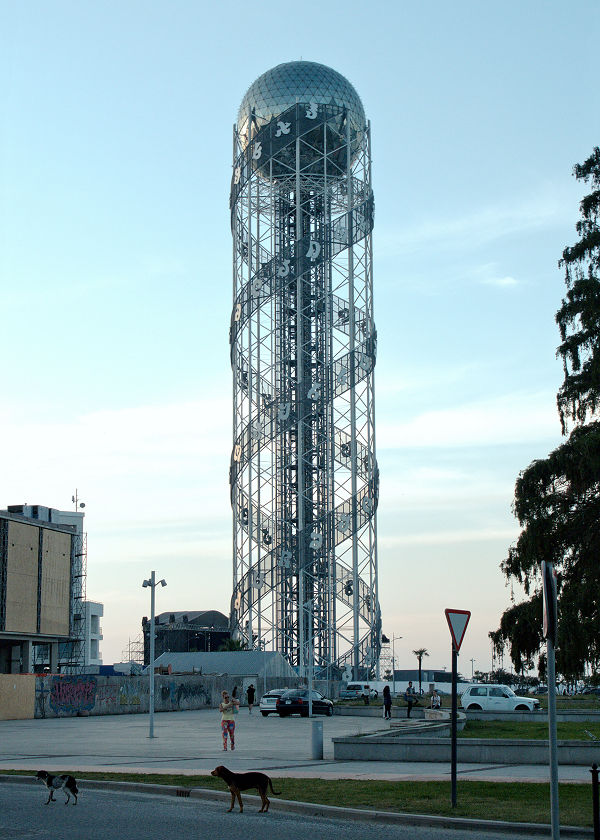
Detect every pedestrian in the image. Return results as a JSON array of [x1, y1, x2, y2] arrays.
[[405, 680, 416, 718], [219, 689, 239, 751], [246, 684, 255, 714], [430, 689, 441, 709], [383, 684, 392, 720]]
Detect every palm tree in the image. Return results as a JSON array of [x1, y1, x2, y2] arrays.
[[412, 648, 429, 693], [218, 638, 247, 651]]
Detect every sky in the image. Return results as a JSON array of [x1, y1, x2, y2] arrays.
[[1, 1, 598, 676]]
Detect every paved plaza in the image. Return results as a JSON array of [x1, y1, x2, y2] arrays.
[[0, 709, 591, 783]]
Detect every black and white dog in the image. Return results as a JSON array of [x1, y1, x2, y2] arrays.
[[35, 770, 79, 805]]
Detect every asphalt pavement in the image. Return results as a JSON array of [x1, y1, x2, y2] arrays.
[[0, 708, 592, 784], [0, 782, 561, 840]]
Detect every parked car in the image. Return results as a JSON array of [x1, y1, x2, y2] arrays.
[[461, 684, 540, 712], [276, 688, 334, 717], [259, 690, 285, 716]]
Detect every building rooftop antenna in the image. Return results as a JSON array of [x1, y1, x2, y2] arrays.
[[72, 489, 86, 511]]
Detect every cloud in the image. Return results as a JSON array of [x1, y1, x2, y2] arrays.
[[468, 261, 519, 287], [0, 398, 232, 517], [377, 192, 561, 258], [481, 274, 518, 287], [379, 527, 518, 547], [377, 390, 560, 449]]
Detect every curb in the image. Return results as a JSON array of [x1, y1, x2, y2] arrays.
[[1, 774, 592, 836]]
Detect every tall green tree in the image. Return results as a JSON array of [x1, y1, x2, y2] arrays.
[[493, 148, 600, 681]]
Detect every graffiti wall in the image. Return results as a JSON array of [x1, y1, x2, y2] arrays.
[[32, 674, 308, 718]]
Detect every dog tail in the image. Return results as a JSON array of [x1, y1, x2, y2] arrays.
[[269, 779, 282, 796]]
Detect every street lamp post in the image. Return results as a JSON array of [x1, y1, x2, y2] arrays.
[[392, 635, 402, 697], [142, 571, 167, 739], [470, 658, 476, 679]]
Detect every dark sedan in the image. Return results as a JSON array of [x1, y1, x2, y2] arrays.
[[276, 688, 334, 717]]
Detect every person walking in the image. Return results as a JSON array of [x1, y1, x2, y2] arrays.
[[405, 680, 416, 718], [219, 690, 239, 751], [383, 684, 392, 720], [246, 684, 255, 714]]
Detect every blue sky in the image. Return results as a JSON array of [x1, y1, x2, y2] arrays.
[[1, 1, 598, 673]]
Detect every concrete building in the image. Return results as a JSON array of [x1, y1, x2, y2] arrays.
[[84, 600, 103, 667], [32, 600, 104, 672], [0, 506, 82, 673], [141, 610, 230, 666]]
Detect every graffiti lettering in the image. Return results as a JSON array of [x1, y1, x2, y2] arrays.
[[49, 677, 97, 714]]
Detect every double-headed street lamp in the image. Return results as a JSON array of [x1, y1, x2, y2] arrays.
[[142, 571, 167, 738]]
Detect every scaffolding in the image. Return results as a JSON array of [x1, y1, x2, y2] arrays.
[[120, 634, 145, 665], [61, 530, 87, 673]]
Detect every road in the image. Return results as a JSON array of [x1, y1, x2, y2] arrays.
[[0, 783, 546, 840]]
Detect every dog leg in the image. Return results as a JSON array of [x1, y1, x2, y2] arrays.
[[227, 789, 235, 812], [236, 790, 243, 812]]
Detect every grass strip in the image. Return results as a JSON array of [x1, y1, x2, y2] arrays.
[[2, 769, 593, 826], [459, 720, 600, 740]]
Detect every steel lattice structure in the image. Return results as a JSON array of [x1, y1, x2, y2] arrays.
[[229, 61, 380, 679]]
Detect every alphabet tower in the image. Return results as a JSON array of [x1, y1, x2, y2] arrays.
[[229, 61, 379, 679]]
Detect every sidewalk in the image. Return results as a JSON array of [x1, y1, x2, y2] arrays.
[[0, 709, 591, 783]]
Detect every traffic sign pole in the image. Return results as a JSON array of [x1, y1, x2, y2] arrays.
[[444, 608, 471, 810], [543, 561, 560, 840], [451, 643, 458, 808]]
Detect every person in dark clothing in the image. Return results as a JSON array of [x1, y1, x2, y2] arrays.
[[382, 684, 392, 720], [246, 684, 256, 714], [405, 681, 416, 718]]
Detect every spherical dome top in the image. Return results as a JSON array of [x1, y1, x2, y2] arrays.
[[237, 60, 365, 142]]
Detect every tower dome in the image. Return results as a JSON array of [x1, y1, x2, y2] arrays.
[[236, 61, 366, 176]]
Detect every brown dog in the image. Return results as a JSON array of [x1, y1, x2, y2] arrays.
[[211, 765, 281, 813]]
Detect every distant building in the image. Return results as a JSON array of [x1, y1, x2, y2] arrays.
[[392, 669, 453, 686], [32, 600, 104, 672], [142, 610, 230, 666], [0, 506, 83, 674], [83, 601, 103, 667], [146, 649, 297, 681], [381, 669, 471, 694]]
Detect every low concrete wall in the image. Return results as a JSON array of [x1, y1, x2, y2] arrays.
[[333, 733, 600, 765], [33, 674, 308, 719], [334, 705, 430, 718], [0, 675, 35, 720]]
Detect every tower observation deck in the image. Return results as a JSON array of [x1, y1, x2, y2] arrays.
[[229, 61, 380, 679]]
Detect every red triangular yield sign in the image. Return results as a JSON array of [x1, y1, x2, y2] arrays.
[[445, 608, 471, 652]]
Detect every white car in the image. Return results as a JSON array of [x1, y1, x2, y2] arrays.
[[259, 689, 285, 716], [461, 684, 540, 712]]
